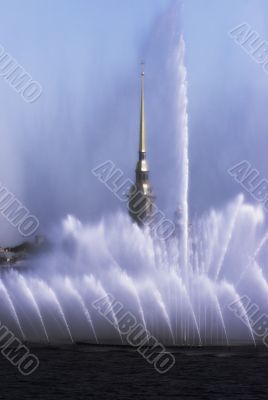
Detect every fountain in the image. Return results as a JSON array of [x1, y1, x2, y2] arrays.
[[0, 37, 267, 347]]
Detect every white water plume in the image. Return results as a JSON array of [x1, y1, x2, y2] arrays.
[[0, 38, 266, 347]]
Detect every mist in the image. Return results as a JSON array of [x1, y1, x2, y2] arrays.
[[0, 0, 267, 245]]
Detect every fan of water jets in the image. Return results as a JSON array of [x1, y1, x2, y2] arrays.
[[0, 197, 267, 346], [0, 37, 267, 346]]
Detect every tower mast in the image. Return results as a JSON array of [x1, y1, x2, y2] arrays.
[[128, 64, 154, 225], [139, 63, 146, 153]]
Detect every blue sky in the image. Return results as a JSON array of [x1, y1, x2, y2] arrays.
[[0, 0, 268, 242]]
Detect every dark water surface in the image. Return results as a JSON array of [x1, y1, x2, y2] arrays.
[[1, 346, 268, 399]]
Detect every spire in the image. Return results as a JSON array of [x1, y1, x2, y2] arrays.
[[128, 64, 154, 225], [139, 62, 146, 153]]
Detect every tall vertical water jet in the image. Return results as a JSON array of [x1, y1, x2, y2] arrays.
[[176, 36, 190, 279], [172, 35, 191, 343]]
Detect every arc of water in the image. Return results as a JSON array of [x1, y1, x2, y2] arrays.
[[117, 271, 150, 342], [182, 286, 202, 346], [105, 253, 150, 343], [132, 290, 149, 343], [215, 195, 243, 281], [151, 287, 175, 344], [18, 275, 49, 343], [172, 273, 202, 345], [84, 276, 123, 344], [47, 286, 74, 344], [212, 292, 229, 346], [219, 281, 256, 346], [65, 278, 98, 343], [232, 294, 256, 346], [0, 280, 25, 341], [205, 213, 219, 275], [252, 262, 268, 300], [236, 231, 268, 288]]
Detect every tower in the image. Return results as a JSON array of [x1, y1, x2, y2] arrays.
[[128, 66, 154, 225]]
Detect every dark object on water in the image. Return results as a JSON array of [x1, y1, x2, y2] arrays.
[[0, 235, 48, 268]]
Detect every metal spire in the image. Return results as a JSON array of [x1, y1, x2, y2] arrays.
[[139, 61, 146, 154], [128, 63, 154, 225]]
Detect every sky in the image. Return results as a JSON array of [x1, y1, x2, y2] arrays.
[[0, 0, 268, 243]]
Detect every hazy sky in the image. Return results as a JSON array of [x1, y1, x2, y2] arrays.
[[0, 0, 268, 243]]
